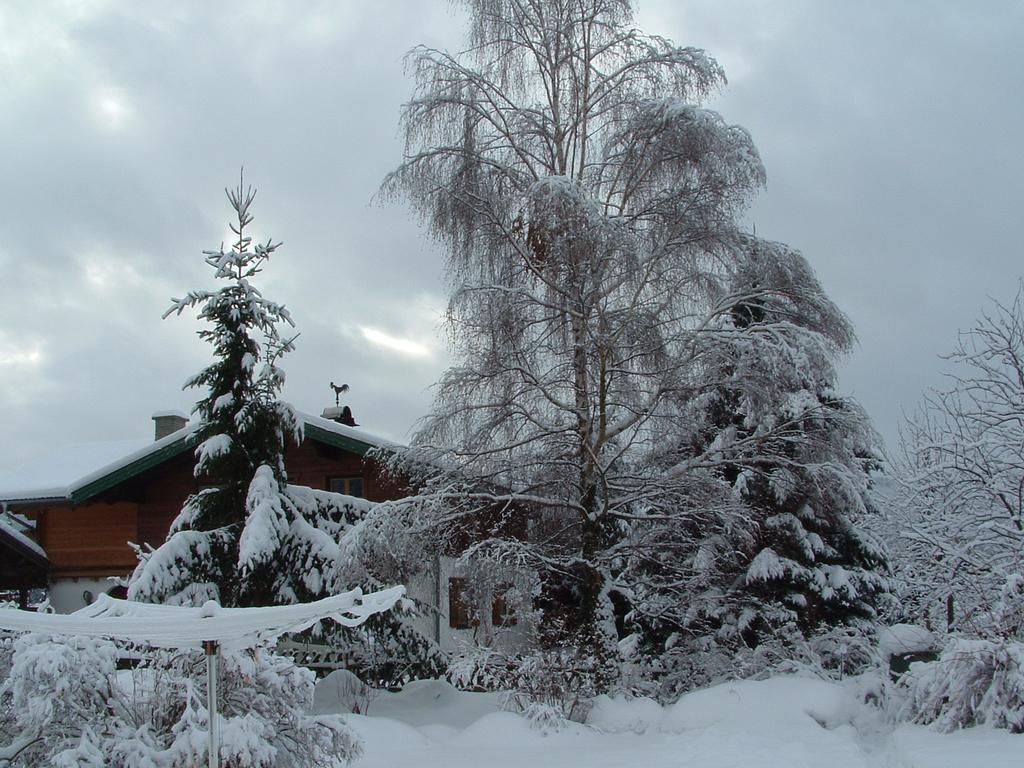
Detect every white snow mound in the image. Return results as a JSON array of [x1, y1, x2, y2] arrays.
[[878, 623, 937, 661]]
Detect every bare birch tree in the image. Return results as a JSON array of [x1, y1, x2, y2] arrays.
[[894, 285, 1024, 636], [381, 0, 885, 683]]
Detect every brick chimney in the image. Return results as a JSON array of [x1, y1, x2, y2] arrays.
[[152, 410, 188, 441]]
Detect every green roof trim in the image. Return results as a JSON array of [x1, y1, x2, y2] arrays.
[[66, 420, 389, 505], [70, 434, 196, 504]]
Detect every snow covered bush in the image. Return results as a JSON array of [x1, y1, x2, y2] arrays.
[[0, 633, 361, 766], [312, 669, 375, 715], [623, 619, 884, 703], [992, 573, 1024, 639], [448, 644, 600, 722], [0, 627, 19, 764], [898, 636, 1024, 732], [892, 576, 1024, 732]]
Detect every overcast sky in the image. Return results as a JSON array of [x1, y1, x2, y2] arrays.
[[0, 0, 1020, 471]]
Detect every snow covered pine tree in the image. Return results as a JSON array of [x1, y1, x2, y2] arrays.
[[129, 175, 309, 607], [621, 239, 890, 693], [380, 0, 888, 696], [128, 176, 443, 686]]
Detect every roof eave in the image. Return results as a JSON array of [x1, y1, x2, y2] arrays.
[[3, 413, 399, 507], [1, 493, 72, 506], [69, 434, 195, 505], [0, 527, 51, 573]]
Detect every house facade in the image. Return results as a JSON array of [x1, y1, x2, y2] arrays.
[[0, 409, 528, 653]]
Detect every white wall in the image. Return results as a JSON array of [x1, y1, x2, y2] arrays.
[[49, 563, 532, 656], [48, 576, 122, 614], [403, 555, 532, 654]]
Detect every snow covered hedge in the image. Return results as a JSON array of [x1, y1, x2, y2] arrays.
[[898, 637, 1024, 732], [0, 633, 360, 766]]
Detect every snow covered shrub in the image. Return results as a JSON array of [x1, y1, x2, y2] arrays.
[[898, 636, 1024, 732], [447, 645, 516, 691], [0, 634, 119, 765], [448, 645, 599, 722], [628, 627, 810, 701], [295, 613, 447, 690], [993, 573, 1024, 639], [0, 634, 361, 766], [312, 669, 375, 714], [627, 619, 884, 703], [0, 626, 13, 679], [517, 700, 572, 733], [807, 623, 883, 679], [0, 629, 24, 763]]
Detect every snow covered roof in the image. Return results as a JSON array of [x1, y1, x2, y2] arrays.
[[0, 430, 195, 504], [300, 409, 400, 455], [0, 437, 155, 503], [0, 512, 50, 589], [0, 514, 48, 563], [0, 515, 50, 591], [0, 585, 404, 651], [0, 411, 399, 505]]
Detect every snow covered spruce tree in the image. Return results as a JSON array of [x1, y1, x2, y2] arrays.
[[127, 177, 442, 686], [129, 176, 306, 607], [893, 284, 1024, 637], [619, 240, 889, 691], [381, 0, 887, 694]]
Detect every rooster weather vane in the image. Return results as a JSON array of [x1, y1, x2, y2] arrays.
[[330, 381, 350, 407], [329, 382, 358, 427]]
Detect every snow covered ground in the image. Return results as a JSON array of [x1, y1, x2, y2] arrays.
[[317, 676, 1020, 768]]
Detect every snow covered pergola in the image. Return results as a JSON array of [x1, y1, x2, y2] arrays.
[[0, 514, 49, 609], [0, 585, 403, 651], [0, 585, 404, 768]]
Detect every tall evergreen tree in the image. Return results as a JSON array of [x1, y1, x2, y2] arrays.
[[128, 177, 445, 685], [620, 238, 889, 687], [129, 175, 302, 606]]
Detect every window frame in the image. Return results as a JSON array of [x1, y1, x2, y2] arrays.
[[448, 576, 475, 630], [327, 476, 364, 498]]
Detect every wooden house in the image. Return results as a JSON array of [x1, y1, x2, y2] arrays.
[[0, 408, 529, 652], [0, 409, 403, 614]]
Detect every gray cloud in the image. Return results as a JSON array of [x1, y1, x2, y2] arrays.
[[644, 0, 1024, 453], [0, 1, 1020, 469]]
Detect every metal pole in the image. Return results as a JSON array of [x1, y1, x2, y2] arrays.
[[204, 640, 219, 768]]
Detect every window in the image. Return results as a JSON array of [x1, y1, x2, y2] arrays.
[[328, 476, 364, 498], [492, 584, 517, 627], [449, 578, 517, 630], [448, 577, 474, 629]]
